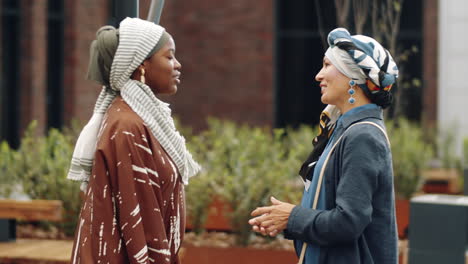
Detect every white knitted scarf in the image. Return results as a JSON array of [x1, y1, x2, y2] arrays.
[[67, 18, 201, 190]]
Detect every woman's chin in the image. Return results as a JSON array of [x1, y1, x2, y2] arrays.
[[155, 86, 178, 96], [169, 86, 178, 95], [321, 95, 329, 104]]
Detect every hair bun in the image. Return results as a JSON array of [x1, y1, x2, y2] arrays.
[[370, 90, 393, 109]]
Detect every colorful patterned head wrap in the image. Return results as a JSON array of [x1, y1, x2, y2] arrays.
[[325, 28, 399, 109], [299, 29, 398, 181]]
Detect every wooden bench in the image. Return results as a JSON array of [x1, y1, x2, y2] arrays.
[[0, 239, 73, 264], [0, 199, 63, 242]]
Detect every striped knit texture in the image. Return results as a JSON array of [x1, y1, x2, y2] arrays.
[[67, 17, 201, 187]]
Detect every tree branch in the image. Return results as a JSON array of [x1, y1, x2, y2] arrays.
[[353, 0, 370, 34], [314, 0, 328, 51], [335, 0, 351, 27]]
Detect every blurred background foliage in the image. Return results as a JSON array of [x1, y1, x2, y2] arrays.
[[185, 119, 312, 245], [0, 121, 82, 236], [0, 117, 450, 244], [386, 118, 433, 199]]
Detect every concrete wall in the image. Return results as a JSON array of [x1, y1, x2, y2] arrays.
[[438, 0, 468, 154]]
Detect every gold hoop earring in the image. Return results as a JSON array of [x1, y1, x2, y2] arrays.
[[140, 68, 146, 84]]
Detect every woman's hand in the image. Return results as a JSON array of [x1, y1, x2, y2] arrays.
[[248, 196, 295, 237]]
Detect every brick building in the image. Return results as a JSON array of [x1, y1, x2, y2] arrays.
[[0, 0, 438, 147]]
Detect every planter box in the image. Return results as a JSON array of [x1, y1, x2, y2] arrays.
[[422, 168, 461, 194], [186, 198, 232, 231], [180, 243, 410, 264], [180, 245, 297, 264], [396, 199, 409, 239]]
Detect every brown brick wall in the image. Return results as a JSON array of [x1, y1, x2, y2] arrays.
[[64, 0, 109, 124], [159, 0, 275, 130], [3, 1, 438, 138], [61, 0, 274, 131], [422, 0, 438, 128], [0, 3, 3, 131], [11, 0, 109, 135], [19, 0, 47, 134]]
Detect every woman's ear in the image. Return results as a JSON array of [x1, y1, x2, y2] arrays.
[[131, 65, 144, 81]]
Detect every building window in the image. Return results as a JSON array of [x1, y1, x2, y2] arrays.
[[47, 0, 64, 129], [1, 0, 21, 147], [274, 1, 423, 127], [274, 0, 334, 128], [394, 0, 423, 121]]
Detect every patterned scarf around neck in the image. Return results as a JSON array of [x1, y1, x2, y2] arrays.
[[298, 105, 341, 181]]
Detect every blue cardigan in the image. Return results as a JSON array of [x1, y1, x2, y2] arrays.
[[284, 105, 398, 264]]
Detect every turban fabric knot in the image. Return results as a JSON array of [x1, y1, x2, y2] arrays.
[[325, 28, 399, 108]]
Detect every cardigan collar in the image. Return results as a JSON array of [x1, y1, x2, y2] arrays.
[[335, 104, 383, 133]]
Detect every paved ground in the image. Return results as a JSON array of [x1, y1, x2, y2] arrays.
[[0, 239, 417, 264], [0, 239, 72, 264]]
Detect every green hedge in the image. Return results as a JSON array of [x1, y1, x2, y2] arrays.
[[0, 117, 434, 243], [185, 119, 311, 245], [386, 118, 433, 199], [0, 121, 82, 236]]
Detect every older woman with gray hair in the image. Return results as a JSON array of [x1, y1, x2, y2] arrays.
[[68, 17, 200, 264], [249, 28, 399, 264]]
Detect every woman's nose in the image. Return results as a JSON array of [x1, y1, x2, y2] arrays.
[[315, 68, 324, 82], [175, 58, 182, 70]]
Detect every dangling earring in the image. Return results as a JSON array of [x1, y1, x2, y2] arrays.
[[140, 68, 146, 84], [348, 80, 356, 104]]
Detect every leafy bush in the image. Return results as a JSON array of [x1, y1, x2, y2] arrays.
[[186, 117, 437, 244], [386, 118, 434, 199], [463, 137, 468, 167], [3, 117, 435, 244], [431, 125, 463, 192], [2, 119, 313, 243], [186, 119, 313, 245], [0, 141, 17, 197], [0, 121, 82, 236], [437, 125, 462, 171]]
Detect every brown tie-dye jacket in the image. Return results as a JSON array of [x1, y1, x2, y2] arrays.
[[71, 97, 185, 264]]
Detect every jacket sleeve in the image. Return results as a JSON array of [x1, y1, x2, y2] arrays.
[[285, 126, 388, 246]]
